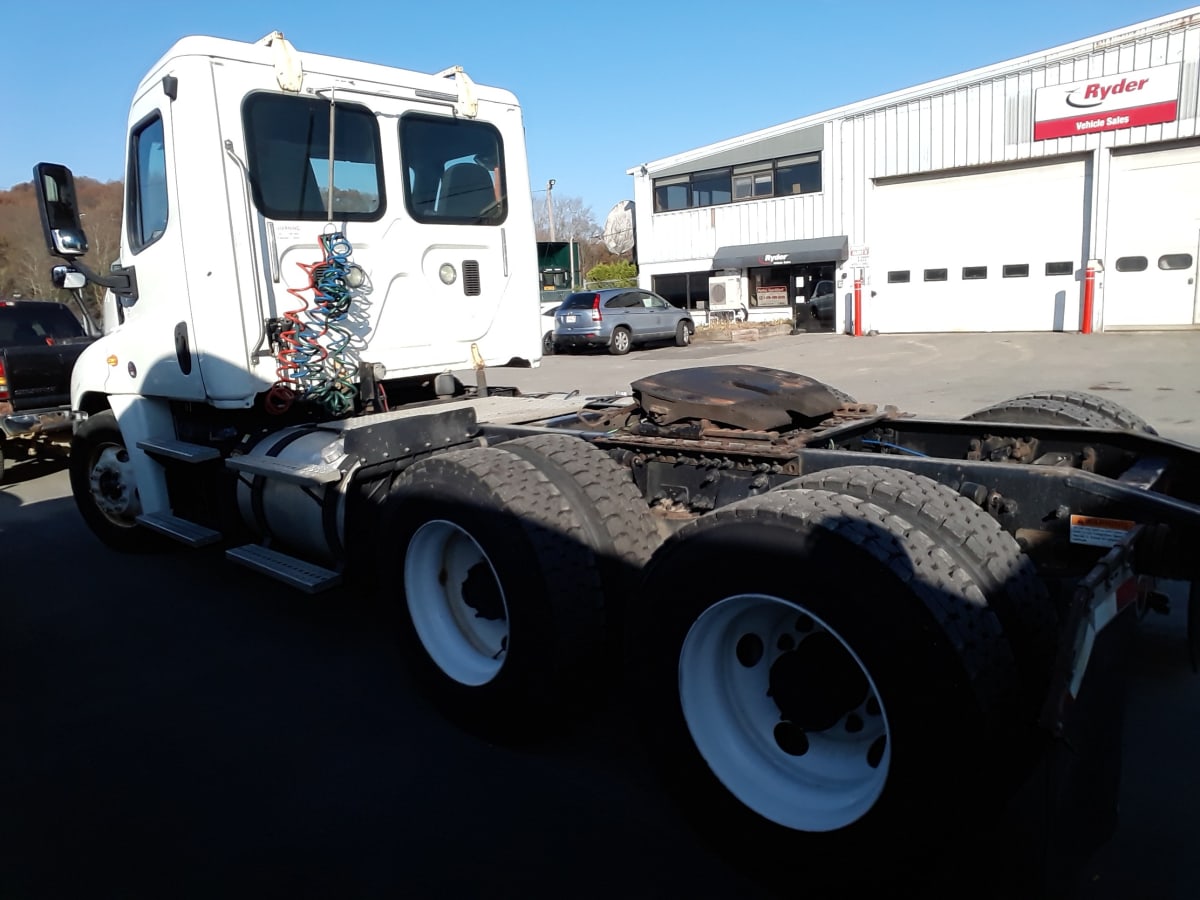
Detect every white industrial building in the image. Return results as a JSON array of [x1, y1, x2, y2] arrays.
[[627, 7, 1200, 334]]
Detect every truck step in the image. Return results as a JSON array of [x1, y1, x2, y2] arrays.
[[226, 454, 342, 486], [136, 513, 222, 547], [225, 544, 342, 593], [136, 438, 222, 463]]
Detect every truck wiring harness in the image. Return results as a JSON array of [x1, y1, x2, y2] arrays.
[[269, 230, 360, 417]]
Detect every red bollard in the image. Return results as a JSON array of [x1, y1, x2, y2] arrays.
[[853, 278, 863, 337], [1081, 267, 1095, 334]]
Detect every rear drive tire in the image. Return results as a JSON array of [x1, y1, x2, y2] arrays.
[[384, 445, 607, 734], [609, 327, 632, 356], [964, 393, 1155, 431], [789, 466, 1056, 715], [69, 410, 164, 553], [628, 489, 1016, 881], [501, 433, 662, 636], [1005, 390, 1157, 434]]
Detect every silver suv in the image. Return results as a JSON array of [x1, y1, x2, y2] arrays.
[[553, 288, 694, 355]]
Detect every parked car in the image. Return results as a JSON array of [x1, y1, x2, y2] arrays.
[[807, 280, 836, 323], [0, 298, 96, 481], [554, 288, 694, 355], [540, 301, 559, 356]]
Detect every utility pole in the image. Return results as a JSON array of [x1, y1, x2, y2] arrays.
[[546, 179, 556, 242]]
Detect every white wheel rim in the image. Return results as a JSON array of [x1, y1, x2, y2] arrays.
[[615, 331, 629, 351], [679, 594, 891, 832], [89, 444, 141, 527], [405, 520, 509, 686]]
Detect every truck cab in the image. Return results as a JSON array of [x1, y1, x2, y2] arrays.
[[45, 32, 539, 413], [34, 32, 541, 532]]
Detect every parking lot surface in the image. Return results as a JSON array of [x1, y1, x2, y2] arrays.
[[3, 330, 1198, 898]]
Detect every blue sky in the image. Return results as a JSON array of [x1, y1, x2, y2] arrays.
[[3, 1, 1191, 222]]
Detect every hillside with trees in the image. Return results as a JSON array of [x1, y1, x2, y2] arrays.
[[0, 177, 122, 319]]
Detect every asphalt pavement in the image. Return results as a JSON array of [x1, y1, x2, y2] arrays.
[[3, 330, 1199, 899]]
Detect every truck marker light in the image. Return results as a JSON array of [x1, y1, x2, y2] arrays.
[[106, 355, 119, 367]]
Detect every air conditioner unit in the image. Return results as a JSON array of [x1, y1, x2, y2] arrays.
[[708, 275, 743, 309]]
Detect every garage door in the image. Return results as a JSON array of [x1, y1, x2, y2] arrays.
[[1102, 145, 1200, 328], [868, 159, 1089, 333]]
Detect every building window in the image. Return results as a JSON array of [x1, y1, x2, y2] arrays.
[[1003, 264, 1029, 278], [776, 153, 821, 195], [1045, 261, 1073, 276], [887, 270, 910, 283], [733, 162, 774, 201], [653, 175, 690, 212], [652, 152, 821, 211], [1115, 256, 1148, 272], [962, 266, 988, 280], [1159, 253, 1194, 271], [924, 268, 948, 282], [691, 168, 732, 207], [652, 271, 719, 310]]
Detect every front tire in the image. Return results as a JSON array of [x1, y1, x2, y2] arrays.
[[608, 327, 632, 355], [69, 410, 163, 552], [674, 321, 693, 347], [629, 489, 1015, 878]]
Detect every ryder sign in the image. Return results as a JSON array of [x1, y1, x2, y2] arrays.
[[1034, 62, 1181, 140]]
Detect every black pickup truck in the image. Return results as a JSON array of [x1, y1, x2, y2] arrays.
[[0, 298, 96, 481]]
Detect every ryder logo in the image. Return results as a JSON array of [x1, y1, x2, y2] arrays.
[[1066, 76, 1149, 108]]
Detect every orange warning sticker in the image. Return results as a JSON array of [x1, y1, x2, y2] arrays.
[[1069, 514, 1135, 547]]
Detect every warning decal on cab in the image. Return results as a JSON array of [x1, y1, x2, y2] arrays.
[[1069, 514, 1136, 547]]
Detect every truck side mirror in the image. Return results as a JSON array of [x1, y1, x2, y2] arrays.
[[51, 265, 88, 290], [33, 162, 89, 258]]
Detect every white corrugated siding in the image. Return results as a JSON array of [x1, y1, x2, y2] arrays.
[[633, 10, 1200, 331]]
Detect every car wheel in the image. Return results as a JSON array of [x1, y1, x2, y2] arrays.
[[609, 327, 632, 356], [675, 321, 693, 347], [542, 331, 555, 356]]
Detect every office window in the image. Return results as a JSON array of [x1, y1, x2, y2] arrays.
[[887, 270, 910, 283], [653, 175, 690, 212], [1115, 256, 1148, 272], [1045, 261, 1073, 276], [776, 153, 821, 195], [1159, 253, 1193, 271], [962, 266, 987, 280], [924, 268, 948, 282], [691, 168, 732, 207], [1003, 264, 1029, 278]]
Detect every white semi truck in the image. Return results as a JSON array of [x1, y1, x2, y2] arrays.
[[34, 31, 1200, 886]]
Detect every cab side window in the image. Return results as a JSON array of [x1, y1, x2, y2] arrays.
[[128, 114, 169, 253]]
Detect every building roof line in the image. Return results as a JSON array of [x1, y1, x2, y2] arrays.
[[629, 5, 1200, 176]]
